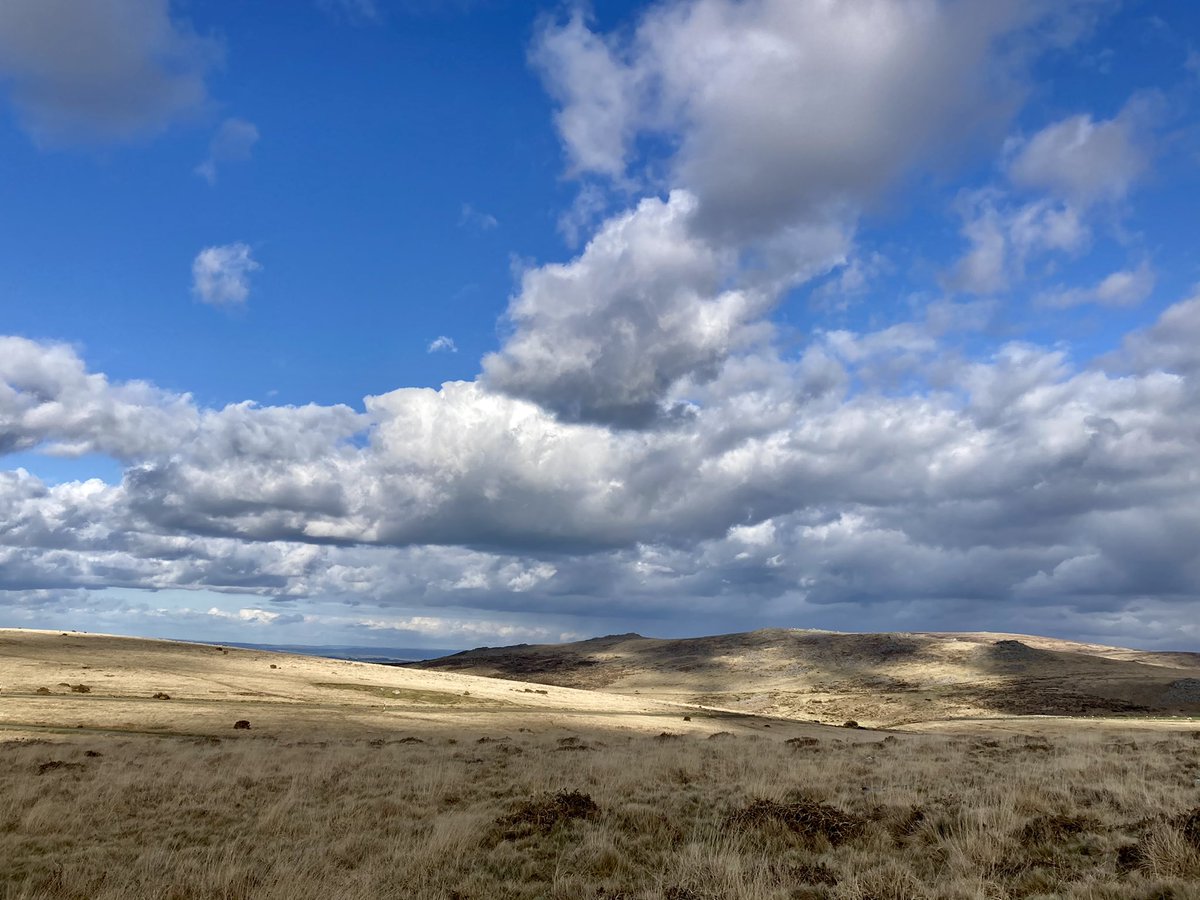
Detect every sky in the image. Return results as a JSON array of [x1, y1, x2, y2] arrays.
[[2, 0, 1200, 652]]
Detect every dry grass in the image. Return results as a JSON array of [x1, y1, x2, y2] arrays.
[[3, 727, 1200, 899], [3, 628, 1198, 897], [412, 629, 1200, 728], [0, 629, 781, 741]]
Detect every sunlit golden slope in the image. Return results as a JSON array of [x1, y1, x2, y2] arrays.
[[0, 628, 832, 741], [411, 628, 1200, 728]]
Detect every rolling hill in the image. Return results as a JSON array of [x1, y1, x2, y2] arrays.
[[0, 627, 825, 741], [4, 626, 1200, 898], [409, 628, 1200, 728]]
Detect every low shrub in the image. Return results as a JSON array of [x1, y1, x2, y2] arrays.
[[498, 790, 600, 837]]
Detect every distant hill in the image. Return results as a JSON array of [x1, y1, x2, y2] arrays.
[[207, 641, 457, 664], [409, 629, 1200, 728]]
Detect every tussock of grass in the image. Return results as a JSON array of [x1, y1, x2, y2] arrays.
[[725, 797, 864, 847], [2, 729, 1200, 899], [498, 790, 599, 837]]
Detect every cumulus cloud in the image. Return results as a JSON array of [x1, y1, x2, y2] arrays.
[[195, 118, 259, 185], [0, 337, 198, 457], [483, 191, 789, 427], [204, 607, 296, 625], [557, 182, 611, 247], [1006, 98, 1155, 206], [0, 0, 220, 145], [1038, 262, 1156, 309], [191, 243, 260, 307], [1119, 290, 1200, 377], [531, 13, 642, 180], [810, 252, 892, 312], [950, 92, 1160, 296], [2, 285, 1200, 645], [534, 0, 1080, 242], [950, 191, 1089, 294], [359, 614, 574, 644], [947, 98, 1159, 297], [7, 0, 1200, 650], [514, 0, 1104, 422]]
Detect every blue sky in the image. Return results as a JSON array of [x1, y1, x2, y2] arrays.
[[2, 0, 1200, 651]]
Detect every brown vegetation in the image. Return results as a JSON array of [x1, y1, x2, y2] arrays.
[[3, 728, 1200, 899], [411, 629, 1200, 727], [3, 627, 1199, 898]]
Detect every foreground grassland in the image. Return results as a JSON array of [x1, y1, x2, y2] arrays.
[[2, 629, 1198, 898], [3, 727, 1199, 900]]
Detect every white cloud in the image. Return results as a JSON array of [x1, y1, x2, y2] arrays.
[[531, 12, 642, 180], [1119, 290, 1200, 376], [7, 0, 1200, 650], [1006, 99, 1154, 206], [518, 0, 1099, 419], [1038, 262, 1156, 309], [191, 243, 260, 307], [427, 336, 457, 354], [195, 118, 259, 185], [359, 614, 574, 644], [0, 336, 198, 457], [950, 196, 1010, 295], [533, 0, 1079, 242], [948, 95, 1157, 297], [0, 0, 220, 145], [482, 191, 791, 427], [458, 203, 498, 231], [949, 191, 1089, 295], [557, 182, 610, 248], [810, 252, 891, 312], [2, 287, 1200, 647], [206, 607, 295, 625]]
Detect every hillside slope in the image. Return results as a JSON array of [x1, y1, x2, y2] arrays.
[[0, 628, 826, 741], [410, 629, 1200, 727]]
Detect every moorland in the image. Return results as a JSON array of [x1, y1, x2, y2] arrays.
[[412, 629, 1200, 730], [1, 627, 1199, 899]]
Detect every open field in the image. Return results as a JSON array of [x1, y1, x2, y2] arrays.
[[413, 629, 1200, 729], [0, 629, 818, 742], [2, 628, 1200, 899], [3, 724, 1200, 899]]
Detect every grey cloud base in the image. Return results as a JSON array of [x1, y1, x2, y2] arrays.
[[3, 292, 1200, 647], [0, 0, 219, 144]]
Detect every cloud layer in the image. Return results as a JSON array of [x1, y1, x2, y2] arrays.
[[4, 280, 1200, 645]]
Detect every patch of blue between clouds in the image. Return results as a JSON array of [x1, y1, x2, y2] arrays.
[[4, 451, 126, 486]]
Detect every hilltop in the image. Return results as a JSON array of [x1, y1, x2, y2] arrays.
[[410, 628, 1200, 728]]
